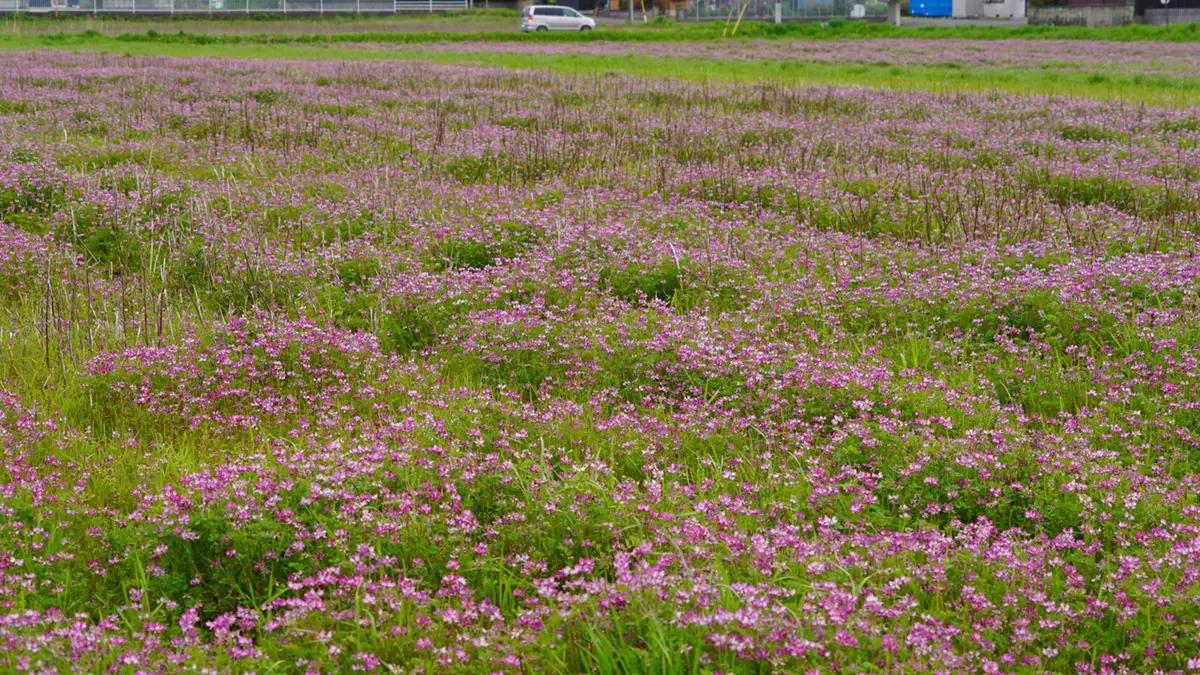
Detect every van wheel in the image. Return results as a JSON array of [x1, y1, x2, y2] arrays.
[[536, 25, 549, 31], [580, 25, 592, 30]]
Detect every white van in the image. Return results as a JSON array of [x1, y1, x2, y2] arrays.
[[521, 5, 597, 31]]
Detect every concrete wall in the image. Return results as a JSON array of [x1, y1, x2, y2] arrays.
[[952, 0, 982, 17], [984, 0, 1022, 16], [93, 0, 174, 8], [1027, 4, 1133, 25], [983, 0, 1024, 17], [1144, 7, 1200, 22]]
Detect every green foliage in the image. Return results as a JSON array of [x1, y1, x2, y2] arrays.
[[1058, 123, 1124, 143], [78, 225, 143, 272], [428, 227, 538, 272], [0, 179, 64, 219], [1033, 172, 1188, 219], [335, 258, 380, 289], [603, 261, 685, 305], [249, 88, 284, 106], [380, 304, 452, 355], [0, 99, 34, 115]]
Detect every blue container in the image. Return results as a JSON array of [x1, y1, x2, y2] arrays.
[[910, 0, 951, 16]]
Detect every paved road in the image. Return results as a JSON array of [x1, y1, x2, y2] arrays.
[[902, 17, 1027, 26]]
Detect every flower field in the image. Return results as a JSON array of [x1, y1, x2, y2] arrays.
[[2, 47, 1200, 673], [402, 37, 1200, 77]]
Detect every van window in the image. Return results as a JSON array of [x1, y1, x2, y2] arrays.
[[534, 7, 564, 14], [564, 7, 581, 16]]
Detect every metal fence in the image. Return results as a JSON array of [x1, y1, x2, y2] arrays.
[[0, 0, 469, 12], [1, 0, 882, 18], [677, 0, 888, 19]]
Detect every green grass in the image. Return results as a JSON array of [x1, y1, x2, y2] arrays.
[[408, 50, 1200, 106], [12, 15, 1200, 42], [10, 31, 1200, 105], [43, 17, 1200, 42]]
